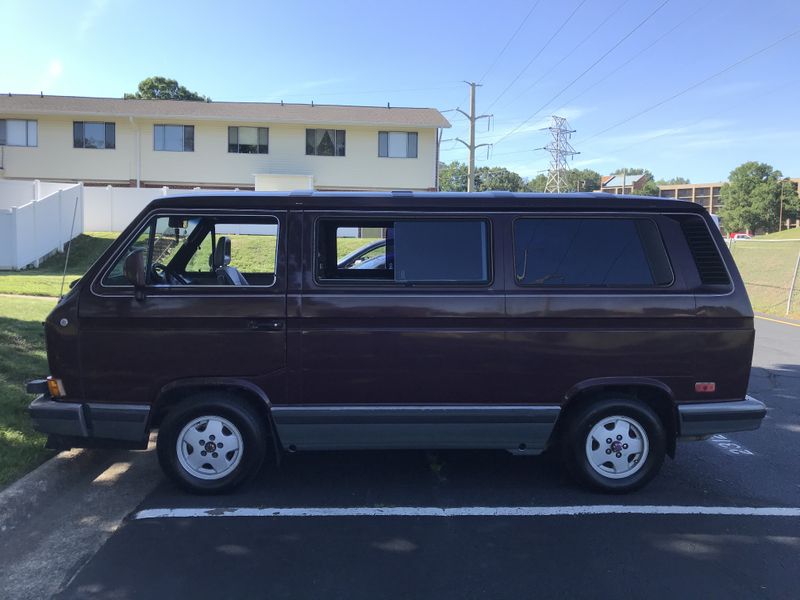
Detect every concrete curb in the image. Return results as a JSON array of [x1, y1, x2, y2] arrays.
[[0, 437, 162, 600]]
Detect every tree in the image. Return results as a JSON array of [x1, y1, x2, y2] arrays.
[[525, 174, 548, 192], [564, 168, 601, 192], [636, 180, 660, 196], [719, 162, 790, 233], [438, 161, 468, 191], [613, 167, 654, 180], [475, 166, 526, 192], [657, 177, 690, 185], [124, 77, 210, 101]]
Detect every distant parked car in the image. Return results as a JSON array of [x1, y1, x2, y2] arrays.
[[731, 233, 753, 240], [337, 240, 386, 269]]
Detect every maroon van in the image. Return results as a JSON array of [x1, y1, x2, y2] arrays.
[[27, 192, 765, 493]]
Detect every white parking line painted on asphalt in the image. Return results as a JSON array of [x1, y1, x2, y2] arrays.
[[132, 505, 800, 520], [707, 434, 755, 456]]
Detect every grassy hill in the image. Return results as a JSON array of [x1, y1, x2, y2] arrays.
[[757, 228, 800, 240]]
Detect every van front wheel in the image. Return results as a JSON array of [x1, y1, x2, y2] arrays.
[[157, 393, 268, 494], [563, 398, 666, 493]]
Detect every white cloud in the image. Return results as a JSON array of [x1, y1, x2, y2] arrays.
[[37, 59, 64, 92], [78, 0, 110, 40], [485, 105, 593, 144]]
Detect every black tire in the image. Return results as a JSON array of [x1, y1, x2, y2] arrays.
[[562, 397, 666, 493], [156, 392, 268, 494]]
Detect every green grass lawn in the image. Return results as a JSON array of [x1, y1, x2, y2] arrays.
[[0, 296, 57, 487], [0, 231, 384, 488], [757, 227, 800, 240], [0, 232, 117, 296], [729, 239, 800, 319]]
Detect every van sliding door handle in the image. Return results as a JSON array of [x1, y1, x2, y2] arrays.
[[247, 319, 284, 331]]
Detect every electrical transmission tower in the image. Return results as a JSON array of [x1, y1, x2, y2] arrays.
[[542, 116, 579, 193]]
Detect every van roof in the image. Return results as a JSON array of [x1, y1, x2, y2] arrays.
[[146, 191, 708, 213]]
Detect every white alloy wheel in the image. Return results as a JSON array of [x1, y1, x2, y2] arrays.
[[176, 415, 244, 480], [584, 415, 650, 480]]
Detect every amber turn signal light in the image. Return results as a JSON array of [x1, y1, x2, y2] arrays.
[[47, 377, 66, 398]]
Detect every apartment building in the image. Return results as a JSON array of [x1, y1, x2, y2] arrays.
[[0, 94, 450, 191]]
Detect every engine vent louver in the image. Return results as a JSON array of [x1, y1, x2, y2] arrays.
[[680, 218, 730, 286]]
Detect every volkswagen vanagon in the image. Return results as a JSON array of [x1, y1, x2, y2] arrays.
[[27, 192, 766, 493]]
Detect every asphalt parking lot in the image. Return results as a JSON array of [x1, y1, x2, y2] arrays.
[[31, 318, 800, 598]]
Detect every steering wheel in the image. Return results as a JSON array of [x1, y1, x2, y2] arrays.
[[151, 262, 188, 285]]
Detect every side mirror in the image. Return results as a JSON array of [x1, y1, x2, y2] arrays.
[[123, 250, 147, 300]]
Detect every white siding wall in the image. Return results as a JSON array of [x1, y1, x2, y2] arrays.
[[1, 115, 439, 190]]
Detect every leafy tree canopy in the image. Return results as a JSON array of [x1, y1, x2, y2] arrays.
[[719, 161, 796, 233], [564, 168, 601, 192], [124, 76, 210, 101], [525, 173, 548, 192], [476, 166, 526, 192], [657, 177, 691, 185], [612, 167, 654, 180], [438, 161, 469, 191], [438, 162, 601, 193], [636, 179, 660, 196]]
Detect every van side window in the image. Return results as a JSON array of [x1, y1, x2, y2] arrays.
[[317, 219, 490, 284], [514, 218, 673, 287], [102, 215, 279, 288]]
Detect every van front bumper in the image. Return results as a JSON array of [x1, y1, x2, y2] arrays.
[[28, 395, 150, 449], [677, 396, 766, 438]]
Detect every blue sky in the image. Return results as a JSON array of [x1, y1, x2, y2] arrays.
[[2, 0, 798, 182]]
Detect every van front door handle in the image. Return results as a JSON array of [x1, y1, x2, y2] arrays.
[[247, 319, 284, 331]]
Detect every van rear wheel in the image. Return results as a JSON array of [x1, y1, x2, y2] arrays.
[[157, 392, 268, 494], [563, 397, 666, 493]]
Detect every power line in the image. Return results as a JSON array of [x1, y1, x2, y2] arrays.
[[577, 26, 800, 144], [486, 0, 589, 111], [590, 76, 800, 156], [479, 0, 544, 84], [480, 74, 800, 163], [491, 0, 671, 148], [548, 0, 713, 117], [498, 0, 632, 111]]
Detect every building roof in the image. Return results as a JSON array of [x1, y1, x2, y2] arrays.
[[0, 94, 451, 128], [602, 173, 649, 188]]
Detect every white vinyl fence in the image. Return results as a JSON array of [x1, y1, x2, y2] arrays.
[[1, 180, 367, 270], [83, 186, 172, 231], [0, 181, 84, 270]]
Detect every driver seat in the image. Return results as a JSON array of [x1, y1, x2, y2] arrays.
[[213, 237, 249, 286]]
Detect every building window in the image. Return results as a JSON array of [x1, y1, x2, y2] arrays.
[[306, 129, 345, 156], [378, 131, 418, 158], [228, 126, 268, 154], [73, 122, 115, 149], [154, 124, 194, 152], [513, 218, 673, 288], [0, 119, 37, 147]]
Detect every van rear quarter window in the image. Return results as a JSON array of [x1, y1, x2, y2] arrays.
[[513, 217, 673, 287]]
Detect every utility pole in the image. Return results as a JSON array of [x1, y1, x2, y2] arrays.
[[778, 177, 787, 231], [454, 82, 492, 192], [542, 116, 579, 193]]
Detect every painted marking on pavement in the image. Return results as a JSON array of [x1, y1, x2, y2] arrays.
[[707, 434, 754, 456], [755, 315, 800, 328], [132, 505, 800, 520]]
